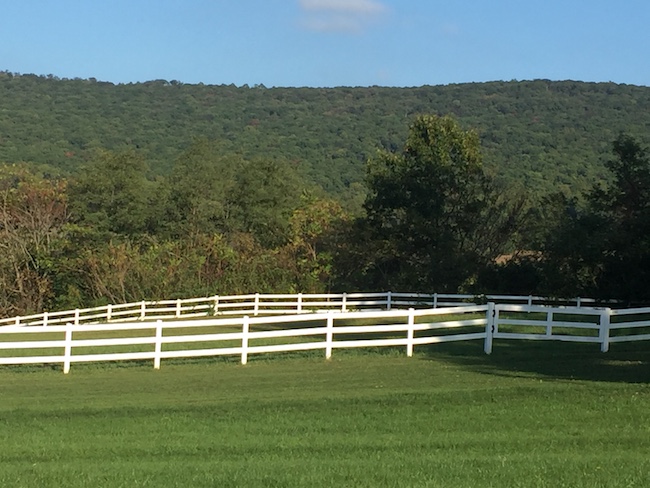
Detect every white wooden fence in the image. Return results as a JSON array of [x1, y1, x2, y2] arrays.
[[1, 300, 648, 374], [0, 291, 596, 328]]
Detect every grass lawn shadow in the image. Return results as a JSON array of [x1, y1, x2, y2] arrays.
[[422, 339, 650, 384]]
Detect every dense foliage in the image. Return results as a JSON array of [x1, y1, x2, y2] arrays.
[[2, 73, 650, 203], [1, 72, 650, 315]]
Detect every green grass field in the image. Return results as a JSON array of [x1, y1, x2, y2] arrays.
[[1, 341, 649, 488]]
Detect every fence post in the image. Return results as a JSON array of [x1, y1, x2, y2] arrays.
[[484, 303, 495, 354], [406, 308, 415, 357], [176, 298, 182, 318], [599, 308, 611, 353], [545, 309, 553, 338], [297, 293, 303, 313], [254, 294, 260, 316], [325, 311, 334, 360], [140, 300, 146, 320], [433, 293, 438, 309], [63, 322, 73, 374], [386, 291, 392, 311], [43, 311, 48, 327], [74, 309, 80, 326], [241, 316, 250, 365], [154, 320, 163, 369], [342, 293, 347, 313], [107, 304, 112, 322], [212, 295, 219, 316]]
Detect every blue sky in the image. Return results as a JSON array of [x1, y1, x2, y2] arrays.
[[1, 0, 648, 87]]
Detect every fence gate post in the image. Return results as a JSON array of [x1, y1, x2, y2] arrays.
[[325, 312, 334, 360], [484, 303, 495, 354], [63, 322, 73, 374], [406, 308, 415, 357], [241, 316, 250, 365], [599, 308, 611, 353]]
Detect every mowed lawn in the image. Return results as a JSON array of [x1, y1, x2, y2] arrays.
[[1, 341, 649, 488]]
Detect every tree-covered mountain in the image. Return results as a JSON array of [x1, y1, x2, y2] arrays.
[[1, 72, 649, 203]]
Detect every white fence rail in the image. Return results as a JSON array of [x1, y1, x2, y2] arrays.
[[1, 302, 648, 373], [0, 291, 597, 328]]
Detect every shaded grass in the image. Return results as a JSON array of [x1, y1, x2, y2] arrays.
[[1, 342, 650, 487]]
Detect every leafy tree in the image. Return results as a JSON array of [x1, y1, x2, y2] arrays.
[[355, 115, 518, 292], [280, 196, 350, 292], [542, 134, 650, 302], [68, 149, 157, 237], [0, 164, 69, 315], [164, 139, 237, 240], [226, 158, 303, 248]]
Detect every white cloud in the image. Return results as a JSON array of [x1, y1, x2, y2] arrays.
[[302, 15, 364, 34], [299, 0, 387, 14], [298, 0, 388, 33]]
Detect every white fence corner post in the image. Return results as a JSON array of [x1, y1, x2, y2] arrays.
[[599, 308, 611, 353], [386, 291, 392, 311], [484, 302, 495, 355], [406, 308, 415, 357], [63, 322, 73, 374], [154, 320, 163, 370], [325, 311, 334, 360], [241, 316, 250, 365]]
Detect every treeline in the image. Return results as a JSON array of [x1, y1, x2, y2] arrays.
[[0, 140, 348, 315], [3, 114, 650, 317], [2, 72, 650, 206]]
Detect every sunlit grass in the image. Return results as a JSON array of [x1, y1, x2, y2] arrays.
[[0, 341, 649, 487]]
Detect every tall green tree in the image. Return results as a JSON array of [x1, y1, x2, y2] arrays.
[[164, 139, 237, 240], [353, 114, 520, 292], [226, 158, 303, 248], [68, 149, 157, 237], [544, 134, 650, 302]]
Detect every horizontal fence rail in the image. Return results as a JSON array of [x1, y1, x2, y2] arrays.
[[1, 300, 648, 373], [0, 291, 600, 328], [0, 306, 491, 373]]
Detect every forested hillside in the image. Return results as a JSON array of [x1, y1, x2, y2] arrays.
[[1, 72, 649, 201], [2, 72, 650, 317]]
